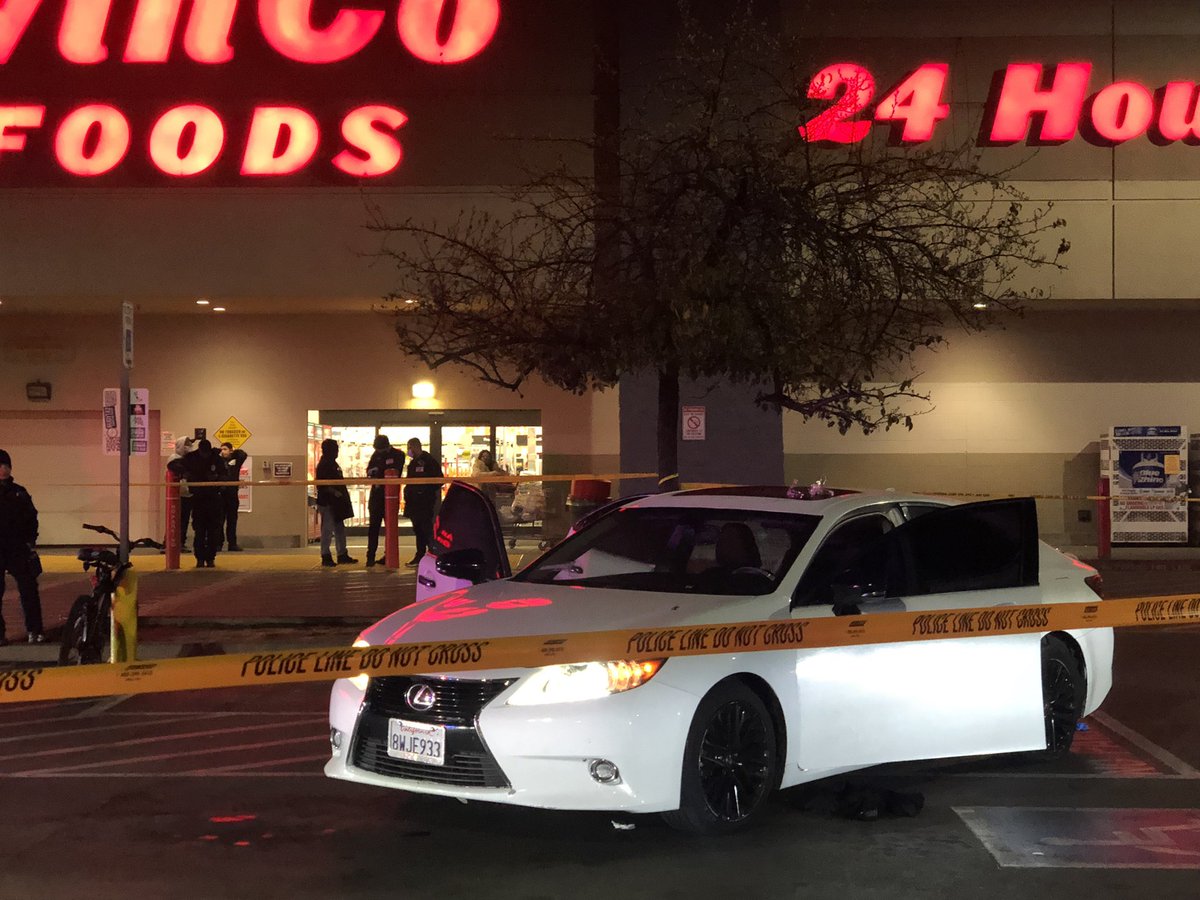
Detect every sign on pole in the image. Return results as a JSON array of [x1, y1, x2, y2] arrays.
[[214, 416, 252, 449], [103, 388, 149, 456], [122, 302, 134, 369], [682, 405, 706, 441], [102, 389, 120, 456], [129, 389, 149, 456]]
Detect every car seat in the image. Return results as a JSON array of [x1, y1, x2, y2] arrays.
[[715, 522, 762, 570]]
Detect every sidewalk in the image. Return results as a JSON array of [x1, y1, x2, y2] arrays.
[[0, 540, 543, 664]]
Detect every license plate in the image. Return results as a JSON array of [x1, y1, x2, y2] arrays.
[[387, 719, 445, 766]]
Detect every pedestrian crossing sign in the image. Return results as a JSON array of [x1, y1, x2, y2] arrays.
[[214, 416, 252, 449]]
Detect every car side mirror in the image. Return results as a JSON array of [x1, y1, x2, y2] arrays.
[[830, 581, 886, 616], [435, 548, 488, 584]]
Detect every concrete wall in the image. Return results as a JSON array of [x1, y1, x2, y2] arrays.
[[0, 312, 619, 544]]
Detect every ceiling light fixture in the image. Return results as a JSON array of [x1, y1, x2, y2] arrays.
[[196, 298, 210, 305], [213, 306, 227, 312]]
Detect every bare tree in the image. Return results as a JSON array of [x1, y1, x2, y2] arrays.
[[369, 5, 1068, 487]]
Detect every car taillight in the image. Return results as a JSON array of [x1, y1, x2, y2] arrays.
[[1084, 573, 1104, 599]]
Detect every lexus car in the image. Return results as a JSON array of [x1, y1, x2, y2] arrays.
[[325, 483, 1112, 834]]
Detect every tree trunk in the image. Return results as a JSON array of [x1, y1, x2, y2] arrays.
[[656, 364, 680, 492]]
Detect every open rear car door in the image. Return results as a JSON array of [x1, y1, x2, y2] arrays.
[[415, 481, 512, 602]]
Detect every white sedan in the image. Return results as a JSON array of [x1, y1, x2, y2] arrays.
[[325, 483, 1112, 834]]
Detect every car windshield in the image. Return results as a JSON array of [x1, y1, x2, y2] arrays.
[[515, 506, 820, 595]]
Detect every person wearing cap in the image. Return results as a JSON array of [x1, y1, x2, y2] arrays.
[[218, 442, 248, 551], [0, 449, 45, 645], [403, 437, 443, 567], [182, 439, 225, 568]]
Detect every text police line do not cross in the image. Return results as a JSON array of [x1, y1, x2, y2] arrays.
[[2, 595, 1200, 705]]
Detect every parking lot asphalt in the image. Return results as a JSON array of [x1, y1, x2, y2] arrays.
[[2, 547, 1200, 898]]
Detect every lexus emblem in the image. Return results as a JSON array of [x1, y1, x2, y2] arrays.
[[405, 684, 437, 712]]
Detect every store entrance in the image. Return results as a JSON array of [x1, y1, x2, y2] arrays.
[[306, 409, 542, 536]]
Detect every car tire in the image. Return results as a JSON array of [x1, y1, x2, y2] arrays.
[[661, 680, 779, 835], [1041, 636, 1086, 759]]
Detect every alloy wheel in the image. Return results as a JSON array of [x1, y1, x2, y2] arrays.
[[1043, 654, 1082, 754], [697, 700, 772, 822]]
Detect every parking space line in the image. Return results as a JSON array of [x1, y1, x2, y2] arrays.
[[0, 712, 224, 745], [190, 754, 330, 774], [75, 695, 135, 717], [0, 699, 93, 716], [1090, 712, 1200, 779], [100, 711, 325, 718], [14, 735, 322, 775], [0, 771, 324, 778], [0, 720, 305, 764]]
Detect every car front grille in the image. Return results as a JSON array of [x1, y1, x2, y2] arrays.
[[363, 675, 516, 725], [350, 676, 517, 789]]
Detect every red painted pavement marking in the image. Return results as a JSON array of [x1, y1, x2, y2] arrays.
[[957, 807, 1200, 869], [1071, 723, 1165, 778]]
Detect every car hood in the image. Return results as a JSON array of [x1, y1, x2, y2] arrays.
[[360, 579, 778, 646]]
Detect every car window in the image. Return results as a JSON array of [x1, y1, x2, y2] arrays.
[[792, 514, 895, 606], [900, 498, 1039, 595], [514, 507, 820, 595], [793, 498, 1039, 606]]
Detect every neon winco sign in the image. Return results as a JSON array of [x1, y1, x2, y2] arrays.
[[800, 62, 1200, 145], [0, 0, 500, 179]]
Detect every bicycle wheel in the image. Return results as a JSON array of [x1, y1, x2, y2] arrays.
[[58, 595, 96, 666], [95, 595, 113, 664]]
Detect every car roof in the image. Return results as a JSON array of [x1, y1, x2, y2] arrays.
[[624, 485, 953, 517]]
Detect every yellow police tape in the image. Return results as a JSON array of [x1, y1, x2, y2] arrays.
[[2, 594, 1198, 705], [51, 473, 660, 488]]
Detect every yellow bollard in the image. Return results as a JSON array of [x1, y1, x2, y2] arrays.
[[110, 569, 139, 663]]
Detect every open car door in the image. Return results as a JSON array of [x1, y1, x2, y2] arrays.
[[792, 498, 1049, 771], [415, 481, 511, 603]]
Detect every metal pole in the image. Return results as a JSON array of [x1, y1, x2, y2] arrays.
[[119, 302, 132, 564], [384, 468, 400, 569]]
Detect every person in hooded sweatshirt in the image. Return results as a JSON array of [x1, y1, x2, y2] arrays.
[[315, 438, 358, 567], [166, 435, 195, 551], [0, 449, 45, 644]]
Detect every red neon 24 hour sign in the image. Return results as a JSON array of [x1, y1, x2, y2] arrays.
[[799, 62, 1200, 145], [0, 0, 501, 180]]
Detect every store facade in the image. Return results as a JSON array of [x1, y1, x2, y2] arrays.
[[0, 0, 612, 546], [3, 1, 1200, 548]]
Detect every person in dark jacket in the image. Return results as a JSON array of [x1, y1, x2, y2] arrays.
[[0, 449, 45, 644], [218, 442, 248, 551], [403, 438, 442, 567], [364, 434, 403, 567], [181, 440, 225, 568], [316, 438, 357, 567]]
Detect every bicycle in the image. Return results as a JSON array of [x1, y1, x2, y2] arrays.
[[59, 524, 163, 666]]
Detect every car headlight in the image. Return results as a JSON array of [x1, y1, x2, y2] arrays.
[[507, 659, 664, 706], [349, 637, 371, 691]]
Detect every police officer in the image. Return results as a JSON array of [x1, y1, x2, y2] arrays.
[[0, 449, 45, 644], [364, 434, 403, 567], [403, 438, 442, 567], [184, 440, 225, 568], [218, 442, 248, 551]]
